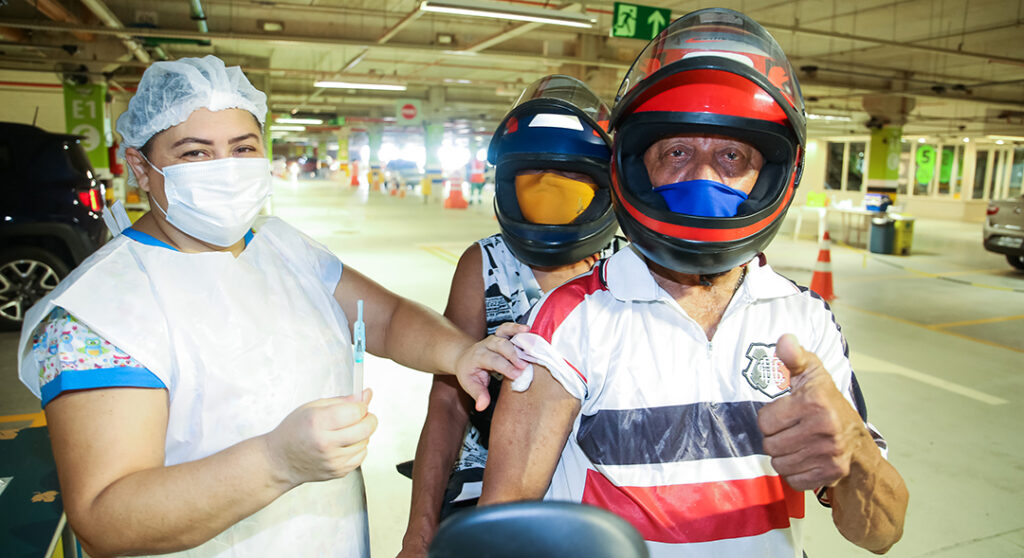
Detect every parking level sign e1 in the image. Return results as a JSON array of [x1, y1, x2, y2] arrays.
[[611, 2, 671, 41]]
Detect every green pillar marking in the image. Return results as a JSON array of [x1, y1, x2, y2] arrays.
[[63, 83, 110, 173], [915, 144, 935, 187]]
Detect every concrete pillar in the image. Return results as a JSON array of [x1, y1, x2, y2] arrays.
[[63, 82, 111, 176], [336, 126, 352, 185], [867, 126, 902, 193], [367, 121, 384, 191], [468, 135, 486, 205], [423, 121, 444, 203], [422, 86, 446, 203], [862, 95, 916, 199]]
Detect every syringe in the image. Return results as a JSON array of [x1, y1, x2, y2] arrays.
[[353, 299, 365, 397]]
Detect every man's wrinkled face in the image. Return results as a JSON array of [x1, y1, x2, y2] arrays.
[[643, 134, 764, 193]]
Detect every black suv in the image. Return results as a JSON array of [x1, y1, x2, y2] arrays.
[[0, 122, 107, 330]]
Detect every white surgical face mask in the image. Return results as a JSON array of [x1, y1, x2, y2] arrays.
[[144, 155, 272, 247]]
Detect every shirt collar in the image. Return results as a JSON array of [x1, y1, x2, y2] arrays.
[[603, 246, 670, 302], [604, 246, 799, 303], [740, 254, 803, 301]]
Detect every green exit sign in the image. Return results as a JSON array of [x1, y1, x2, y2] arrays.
[[611, 2, 671, 41]]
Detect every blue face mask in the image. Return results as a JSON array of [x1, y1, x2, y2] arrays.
[[653, 179, 749, 218]]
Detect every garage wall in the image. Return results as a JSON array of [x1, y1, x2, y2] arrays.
[[0, 69, 131, 148], [799, 139, 828, 198], [796, 136, 995, 222], [0, 70, 67, 133]]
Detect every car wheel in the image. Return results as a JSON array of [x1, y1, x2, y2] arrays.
[[1008, 254, 1024, 270], [0, 247, 70, 331]]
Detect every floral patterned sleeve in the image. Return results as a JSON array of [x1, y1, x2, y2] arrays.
[[29, 308, 166, 407]]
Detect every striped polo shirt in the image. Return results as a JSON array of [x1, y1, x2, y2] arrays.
[[512, 246, 884, 558]]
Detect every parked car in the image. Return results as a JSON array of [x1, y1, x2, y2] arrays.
[[271, 155, 288, 178], [384, 159, 424, 190], [0, 122, 107, 330], [983, 194, 1024, 270]]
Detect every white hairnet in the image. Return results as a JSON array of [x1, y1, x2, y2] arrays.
[[116, 55, 267, 164]]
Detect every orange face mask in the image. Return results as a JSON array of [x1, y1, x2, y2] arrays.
[[514, 172, 597, 225]]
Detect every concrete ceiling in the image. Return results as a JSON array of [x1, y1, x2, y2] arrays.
[[1, 0, 1022, 141]]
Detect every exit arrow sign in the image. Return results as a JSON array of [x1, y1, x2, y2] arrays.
[[611, 2, 672, 40]]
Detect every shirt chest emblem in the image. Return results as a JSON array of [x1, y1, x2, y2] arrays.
[[742, 343, 791, 398]]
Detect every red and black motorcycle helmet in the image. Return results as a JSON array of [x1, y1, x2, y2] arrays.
[[488, 75, 617, 267], [609, 8, 806, 275]]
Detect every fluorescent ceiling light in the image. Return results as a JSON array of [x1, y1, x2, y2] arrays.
[[314, 81, 407, 91], [419, 0, 595, 28], [987, 135, 1024, 142], [270, 125, 306, 131], [807, 113, 852, 122], [259, 20, 285, 32], [275, 118, 323, 125]]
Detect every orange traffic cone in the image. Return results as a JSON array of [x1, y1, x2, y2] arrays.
[[809, 228, 836, 302], [444, 181, 469, 209], [350, 162, 360, 187]]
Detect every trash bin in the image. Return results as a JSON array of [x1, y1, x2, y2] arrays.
[[892, 215, 915, 255], [869, 215, 895, 254]]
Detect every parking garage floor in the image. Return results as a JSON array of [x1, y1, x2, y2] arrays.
[[2, 178, 1022, 557]]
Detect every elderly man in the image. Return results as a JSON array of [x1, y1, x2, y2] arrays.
[[479, 8, 908, 557]]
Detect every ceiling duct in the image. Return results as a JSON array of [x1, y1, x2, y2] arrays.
[[138, 0, 213, 48], [79, 0, 151, 63], [862, 95, 916, 128]]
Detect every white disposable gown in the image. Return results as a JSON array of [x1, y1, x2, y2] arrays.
[[17, 217, 369, 558]]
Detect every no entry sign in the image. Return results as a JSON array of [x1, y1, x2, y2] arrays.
[[396, 99, 422, 126]]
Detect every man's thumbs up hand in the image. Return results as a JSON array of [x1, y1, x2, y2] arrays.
[[757, 334, 873, 491]]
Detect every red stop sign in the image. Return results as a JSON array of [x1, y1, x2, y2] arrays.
[[401, 103, 417, 120]]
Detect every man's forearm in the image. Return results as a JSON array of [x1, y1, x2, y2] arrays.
[[829, 441, 909, 554], [70, 435, 292, 557], [402, 378, 472, 552]]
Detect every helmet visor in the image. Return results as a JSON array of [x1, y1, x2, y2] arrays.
[[615, 8, 803, 115], [512, 75, 611, 130]]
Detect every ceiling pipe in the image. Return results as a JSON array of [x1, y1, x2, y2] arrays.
[[78, 0, 151, 64], [459, 2, 586, 52], [0, 19, 630, 70], [0, 26, 30, 42], [0, 80, 65, 88], [377, 10, 423, 44], [25, 0, 95, 41], [761, 20, 1024, 67], [189, 0, 210, 34], [0, 54, 503, 87], [813, 21, 1024, 62]]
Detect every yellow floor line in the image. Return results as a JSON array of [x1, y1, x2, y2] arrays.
[[418, 245, 460, 265], [839, 273, 919, 284], [0, 411, 46, 427], [836, 302, 1024, 354], [928, 314, 1024, 329], [829, 239, 1024, 292], [854, 353, 1008, 405], [932, 268, 1012, 277], [843, 268, 1013, 282]]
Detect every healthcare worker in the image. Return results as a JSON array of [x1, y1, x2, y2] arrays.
[[398, 75, 619, 557], [17, 55, 525, 558]]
